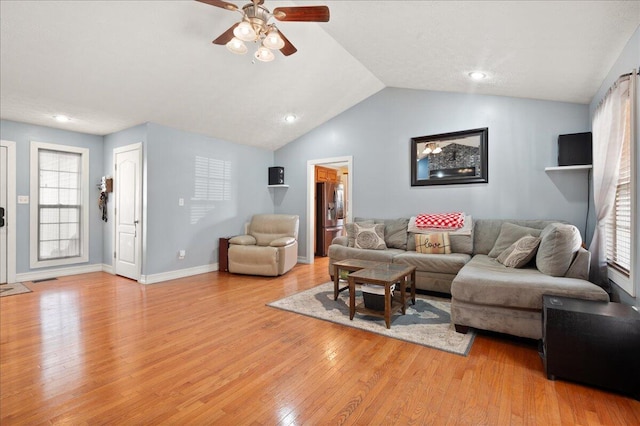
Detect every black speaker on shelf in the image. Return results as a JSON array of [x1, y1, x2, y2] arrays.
[[268, 166, 285, 185], [558, 132, 592, 166]]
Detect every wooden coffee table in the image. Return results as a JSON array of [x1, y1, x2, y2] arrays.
[[332, 259, 392, 301], [347, 264, 416, 329]]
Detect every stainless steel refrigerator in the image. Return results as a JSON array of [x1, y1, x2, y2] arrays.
[[316, 182, 345, 256]]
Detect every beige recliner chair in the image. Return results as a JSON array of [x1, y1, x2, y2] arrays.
[[228, 214, 299, 276]]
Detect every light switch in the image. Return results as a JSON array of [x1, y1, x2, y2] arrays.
[[178, 198, 184, 206]]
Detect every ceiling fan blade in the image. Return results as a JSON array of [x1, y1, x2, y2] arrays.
[[273, 6, 330, 22], [196, 0, 239, 12], [212, 23, 239, 45], [278, 30, 297, 56]]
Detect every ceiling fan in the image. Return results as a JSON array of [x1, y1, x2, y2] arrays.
[[197, 0, 330, 62]]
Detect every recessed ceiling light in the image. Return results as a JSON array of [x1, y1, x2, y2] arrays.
[[53, 115, 71, 123], [468, 71, 487, 81], [284, 114, 297, 123]]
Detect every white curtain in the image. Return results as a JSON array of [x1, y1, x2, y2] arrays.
[[588, 74, 632, 289]]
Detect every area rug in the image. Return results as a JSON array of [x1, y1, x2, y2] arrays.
[[267, 282, 475, 356], [0, 282, 32, 297]]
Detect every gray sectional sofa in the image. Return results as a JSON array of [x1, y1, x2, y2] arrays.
[[328, 217, 609, 339]]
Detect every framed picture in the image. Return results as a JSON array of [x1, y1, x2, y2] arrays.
[[411, 127, 488, 186]]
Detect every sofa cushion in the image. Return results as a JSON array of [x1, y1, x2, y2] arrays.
[[415, 233, 451, 254], [536, 223, 582, 277], [393, 252, 470, 275], [473, 219, 557, 255], [488, 223, 543, 257], [328, 244, 403, 263], [353, 223, 387, 250], [451, 255, 608, 310], [497, 235, 541, 268], [355, 217, 409, 250]]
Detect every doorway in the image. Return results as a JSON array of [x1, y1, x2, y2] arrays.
[[0, 140, 16, 284], [306, 156, 353, 264], [113, 143, 142, 280]]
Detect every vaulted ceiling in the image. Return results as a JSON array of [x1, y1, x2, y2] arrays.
[[1, 1, 638, 150]]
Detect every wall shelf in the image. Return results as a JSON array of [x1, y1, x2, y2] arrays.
[[267, 184, 289, 188], [545, 165, 592, 172]]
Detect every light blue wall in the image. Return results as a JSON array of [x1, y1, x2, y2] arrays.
[[142, 123, 274, 275], [0, 119, 105, 274], [588, 24, 640, 306], [2, 119, 275, 279], [274, 88, 590, 260]]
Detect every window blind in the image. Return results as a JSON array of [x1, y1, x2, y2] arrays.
[[38, 149, 82, 260]]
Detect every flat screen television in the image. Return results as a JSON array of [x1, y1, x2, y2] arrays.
[[558, 132, 592, 166]]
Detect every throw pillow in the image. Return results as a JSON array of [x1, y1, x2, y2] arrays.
[[536, 223, 582, 277], [415, 233, 451, 254], [497, 235, 541, 268], [345, 220, 374, 247], [488, 223, 543, 258], [381, 218, 410, 250], [353, 223, 387, 250]]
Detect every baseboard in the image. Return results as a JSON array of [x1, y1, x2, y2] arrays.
[[139, 263, 219, 285], [102, 263, 114, 275], [297, 256, 311, 264], [16, 263, 104, 283]]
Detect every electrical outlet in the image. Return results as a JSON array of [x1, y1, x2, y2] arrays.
[[178, 249, 186, 259], [178, 198, 184, 206]]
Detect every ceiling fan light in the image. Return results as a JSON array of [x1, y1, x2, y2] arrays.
[[233, 21, 257, 42], [226, 37, 247, 54], [255, 46, 275, 62], [263, 28, 285, 50]]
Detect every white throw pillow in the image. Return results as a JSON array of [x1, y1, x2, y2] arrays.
[[497, 235, 541, 268], [353, 223, 387, 250]]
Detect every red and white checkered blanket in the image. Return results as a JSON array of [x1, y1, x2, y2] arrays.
[[415, 212, 465, 229]]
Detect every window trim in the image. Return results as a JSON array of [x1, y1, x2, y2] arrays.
[[30, 141, 89, 268]]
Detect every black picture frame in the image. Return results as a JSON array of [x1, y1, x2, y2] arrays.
[[411, 127, 488, 186]]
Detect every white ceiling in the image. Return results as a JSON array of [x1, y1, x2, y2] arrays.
[[1, 1, 638, 150]]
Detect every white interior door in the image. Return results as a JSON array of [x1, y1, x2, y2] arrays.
[[1, 146, 7, 284], [114, 144, 142, 280]]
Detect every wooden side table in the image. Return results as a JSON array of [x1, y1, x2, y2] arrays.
[[542, 295, 640, 399], [348, 265, 416, 329], [218, 237, 232, 272]]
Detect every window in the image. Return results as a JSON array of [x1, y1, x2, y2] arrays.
[[30, 142, 89, 268], [604, 75, 636, 296]]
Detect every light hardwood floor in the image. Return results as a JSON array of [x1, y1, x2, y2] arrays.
[[1, 258, 639, 424]]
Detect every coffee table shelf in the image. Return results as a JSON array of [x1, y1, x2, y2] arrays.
[[353, 293, 411, 320]]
